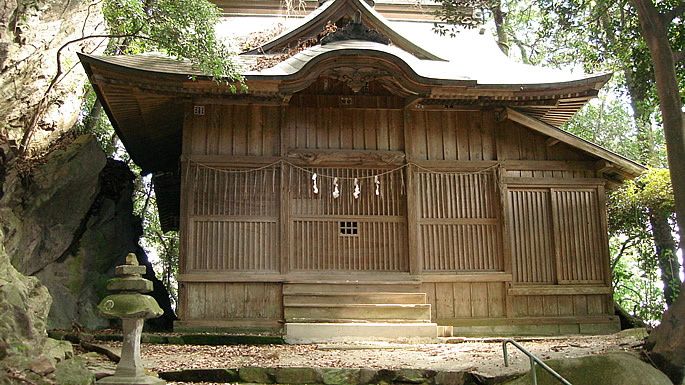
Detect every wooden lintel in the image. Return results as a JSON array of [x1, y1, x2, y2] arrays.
[[179, 273, 284, 283], [419, 273, 512, 283], [286, 149, 406, 165], [193, 96, 283, 106], [504, 177, 606, 186], [184, 155, 281, 166], [508, 285, 611, 296]]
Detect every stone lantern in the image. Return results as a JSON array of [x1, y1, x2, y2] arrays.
[[96, 253, 165, 385]]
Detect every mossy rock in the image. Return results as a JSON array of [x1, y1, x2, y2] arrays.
[[55, 358, 95, 385], [501, 352, 672, 385]]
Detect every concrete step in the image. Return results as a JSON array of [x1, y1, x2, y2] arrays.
[[284, 304, 431, 323], [283, 281, 422, 294], [283, 292, 427, 305], [284, 322, 439, 343]]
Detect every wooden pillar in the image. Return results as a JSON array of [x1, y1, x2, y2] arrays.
[[177, 102, 194, 321], [403, 106, 420, 275], [279, 106, 290, 275]]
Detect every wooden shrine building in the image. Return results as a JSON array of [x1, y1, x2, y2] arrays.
[[79, 0, 644, 340]]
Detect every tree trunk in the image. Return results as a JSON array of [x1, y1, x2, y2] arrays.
[[646, 283, 685, 384], [631, 0, 685, 289], [491, 0, 509, 56], [650, 209, 682, 305]]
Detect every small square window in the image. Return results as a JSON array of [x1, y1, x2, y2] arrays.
[[193, 105, 205, 115], [339, 221, 358, 236]]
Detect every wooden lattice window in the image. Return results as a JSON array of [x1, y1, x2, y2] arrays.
[[339, 221, 359, 236]]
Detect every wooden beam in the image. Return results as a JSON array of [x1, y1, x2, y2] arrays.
[[179, 273, 285, 282], [504, 177, 606, 186], [546, 137, 560, 147], [595, 160, 615, 174], [434, 315, 618, 326], [507, 285, 611, 296], [505, 107, 644, 177], [418, 273, 513, 282]]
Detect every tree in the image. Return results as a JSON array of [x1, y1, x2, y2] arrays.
[[435, 0, 682, 311], [19, 0, 243, 154], [630, 0, 685, 282], [609, 168, 680, 307]]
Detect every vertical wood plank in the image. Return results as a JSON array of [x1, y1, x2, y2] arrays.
[[453, 283, 472, 318], [468, 111, 483, 161], [527, 295, 544, 317], [481, 109, 496, 161], [426, 111, 444, 160], [456, 111, 470, 160], [435, 282, 455, 319], [543, 296, 559, 317], [512, 295, 528, 317], [442, 112, 457, 160], [471, 282, 489, 317], [487, 282, 505, 317], [423, 283, 437, 320], [573, 295, 588, 316]]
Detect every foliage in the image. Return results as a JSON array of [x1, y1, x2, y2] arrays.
[[611, 235, 666, 325], [134, 175, 179, 309], [102, 0, 243, 84], [607, 168, 678, 322]]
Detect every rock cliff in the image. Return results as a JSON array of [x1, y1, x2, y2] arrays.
[[1, 135, 176, 333], [1, 0, 105, 153], [0, 0, 175, 369]]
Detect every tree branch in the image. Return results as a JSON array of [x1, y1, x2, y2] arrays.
[[19, 30, 146, 155], [611, 235, 638, 271]]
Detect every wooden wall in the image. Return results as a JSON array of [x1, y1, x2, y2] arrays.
[[178, 82, 615, 327], [178, 282, 281, 322]]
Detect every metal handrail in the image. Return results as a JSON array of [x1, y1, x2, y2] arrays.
[[503, 339, 572, 385]]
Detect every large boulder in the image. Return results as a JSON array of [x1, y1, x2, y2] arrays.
[[4, 134, 107, 276], [36, 157, 177, 330], [502, 352, 672, 385], [0, 230, 51, 359], [1, 135, 176, 331], [646, 284, 685, 385]]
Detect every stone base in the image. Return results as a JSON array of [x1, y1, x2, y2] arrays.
[[438, 317, 621, 337], [96, 375, 166, 384], [284, 322, 439, 344]]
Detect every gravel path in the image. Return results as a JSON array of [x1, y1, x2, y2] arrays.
[[89, 329, 647, 384]]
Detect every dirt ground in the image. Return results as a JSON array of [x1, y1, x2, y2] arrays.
[[87, 329, 648, 384]]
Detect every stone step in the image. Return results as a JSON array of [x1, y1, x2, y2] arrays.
[[283, 292, 427, 305], [284, 303, 431, 323], [284, 322, 439, 343], [283, 281, 422, 294]]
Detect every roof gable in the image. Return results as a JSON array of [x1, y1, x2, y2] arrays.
[[242, 0, 445, 61]]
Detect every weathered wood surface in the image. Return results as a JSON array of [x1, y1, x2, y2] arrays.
[[177, 80, 615, 325]]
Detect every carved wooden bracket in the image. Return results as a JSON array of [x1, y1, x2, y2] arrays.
[[321, 10, 391, 46], [327, 66, 391, 92]]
